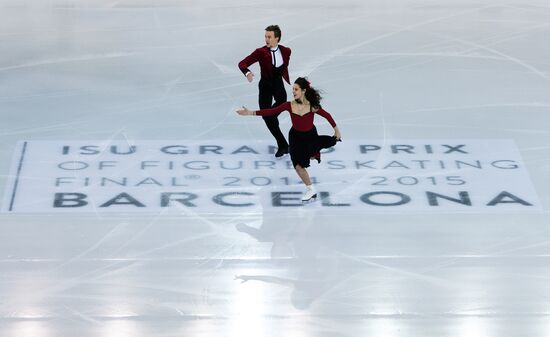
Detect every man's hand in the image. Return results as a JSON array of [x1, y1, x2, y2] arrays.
[[246, 72, 254, 83]]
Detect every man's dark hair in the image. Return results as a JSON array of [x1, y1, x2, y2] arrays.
[[265, 25, 282, 42]]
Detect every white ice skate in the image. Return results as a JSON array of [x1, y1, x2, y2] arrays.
[[301, 185, 317, 203]]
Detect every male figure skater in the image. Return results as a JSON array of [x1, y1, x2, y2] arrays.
[[238, 25, 291, 157]]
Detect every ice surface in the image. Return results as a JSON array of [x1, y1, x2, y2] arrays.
[[1, 0, 550, 336]]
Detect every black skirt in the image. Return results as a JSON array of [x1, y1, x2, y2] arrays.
[[289, 126, 338, 168]]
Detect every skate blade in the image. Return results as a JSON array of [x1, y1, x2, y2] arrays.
[[301, 194, 317, 204]]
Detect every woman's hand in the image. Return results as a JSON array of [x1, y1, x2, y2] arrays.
[[236, 106, 254, 116], [333, 126, 342, 141]]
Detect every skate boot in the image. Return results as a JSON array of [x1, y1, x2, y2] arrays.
[[301, 185, 317, 203], [275, 146, 289, 158]]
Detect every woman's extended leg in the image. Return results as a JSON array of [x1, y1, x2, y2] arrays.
[[294, 164, 311, 186]]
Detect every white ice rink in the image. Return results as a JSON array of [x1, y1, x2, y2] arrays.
[[1, 0, 550, 336]]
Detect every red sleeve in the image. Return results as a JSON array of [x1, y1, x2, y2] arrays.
[[255, 102, 291, 116], [283, 47, 291, 84], [238, 48, 261, 76], [315, 108, 337, 127]]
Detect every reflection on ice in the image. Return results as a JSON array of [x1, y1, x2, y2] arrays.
[[1, 0, 550, 336], [235, 207, 344, 310]]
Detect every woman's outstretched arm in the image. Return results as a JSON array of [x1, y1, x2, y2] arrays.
[[236, 102, 291, 116]]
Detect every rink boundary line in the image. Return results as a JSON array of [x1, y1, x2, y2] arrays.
[[8, 141, 27, 212]]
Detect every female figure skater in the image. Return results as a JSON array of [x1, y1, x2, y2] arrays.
[[237, 77, 342, 202]]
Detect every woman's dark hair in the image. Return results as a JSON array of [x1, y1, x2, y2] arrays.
[[265, 25, 281, 42], [294, 77, 322, 109]]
